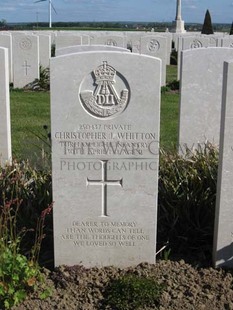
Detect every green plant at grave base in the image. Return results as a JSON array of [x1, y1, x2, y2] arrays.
[[102, 274, 164, 310], [38, 66, 50, 91], [163, 248, 171, 261], [162, 80, 179, 94], [157, 143, 218, 262], [0, 161, 53, 268], [167, 79, 179, 91], [28, 124, 52, 170], [51, 43, 56, 57], [170, 50, 177, 65], [24, 66, 50, 91], [0, 197, 52, 309]]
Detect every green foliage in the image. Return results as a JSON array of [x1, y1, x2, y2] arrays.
[[28, 124, 52, 170], [102, 274, 164, 310], [0, 197, 51, 309], [230, 22, 233, 35], [168, 80, 179, 91], [201, 9, 214, 35], [51, 44, 56, 57], [160, 91, 179, 149], [24, 66, 50, 91], [38, 66, 50, 91], [166, 65, 177, 84], [0, 161, 53, 267], [158, 144, 218, 262], [0, 247, 40, 309], [163, 80, 179, 92], [170, 50, 177, 65]]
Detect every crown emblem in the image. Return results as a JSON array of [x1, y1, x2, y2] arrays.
[[94, 61, 116, 83]]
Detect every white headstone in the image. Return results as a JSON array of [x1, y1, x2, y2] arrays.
[[0, 47, 11, 164], [221, 37, 233, 48], [38, 34, 51, 68], [179, 47, 233, 151], [177, 36, 210, 80], [91, 35, 125, 47], [140, 36, 167, 86], [12, 34, 39, 88], [213, 60, 233, 269], [55, 34, 82, 50], [0, 34, 13, 83], [51, 51, 161, 267], [81, 34, 90, 45], [56, 45, 130, 57]]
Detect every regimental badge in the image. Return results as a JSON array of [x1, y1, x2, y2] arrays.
[[79, 61, 130, 119], [147, 39, 160, 52], [190, 40, 202, 49]]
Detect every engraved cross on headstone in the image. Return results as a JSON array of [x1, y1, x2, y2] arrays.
[[22, 61, 31, 76], [87, 160, 123, 217]]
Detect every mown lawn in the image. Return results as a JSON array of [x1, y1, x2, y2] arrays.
[[10, 65, 179, 160], [10, 89, 50, 161]]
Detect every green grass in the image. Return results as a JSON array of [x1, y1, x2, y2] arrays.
[[166, 65, 177, 84], [160, 92, 179, 149], [10, 66, 179, 160], [10, 89, 50, 161]]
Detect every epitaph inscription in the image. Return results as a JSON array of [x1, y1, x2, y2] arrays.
[[62, 221, 149, 248]]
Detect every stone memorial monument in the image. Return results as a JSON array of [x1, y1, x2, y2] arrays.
[[172, 0, 186, 33], [0, 47, 12, 165], [51, 51, 161, 267], [12, 34, 39, 88], [213, 61, 233, 269], [179, 47, 233, 151]]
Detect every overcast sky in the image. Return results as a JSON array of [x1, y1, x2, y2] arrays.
[[0, 0, 232, 24]]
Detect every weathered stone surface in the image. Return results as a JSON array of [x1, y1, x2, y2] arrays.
[[213, 61, 233, 269], [56, 44, 130, 56], [0, 47, 11, 165], [179, 47, 233, 151], [12, 34, 39, 88], [51, 51, 161, 267]]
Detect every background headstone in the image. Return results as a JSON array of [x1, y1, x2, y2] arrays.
[[0, 34, 13, 83], [55, 34, 82, 50], [213, 60, 233, 269], [140, 36, 167, 86], [177, 36, 210, 79], [12, 34, 39, 88], [38, 34, 51, 68], [51, 51, 161, 267], [56, 45, 130, 56], [0, 47, 12, 165], [178, 47, 233, 151], [91, 35, 125, 47]]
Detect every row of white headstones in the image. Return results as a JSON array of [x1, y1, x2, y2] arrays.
[[0, 32, 233, 268], [1, 31, 233, 89]]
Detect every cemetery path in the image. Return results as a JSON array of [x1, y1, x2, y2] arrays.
[[14, 260, 233, 310]]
